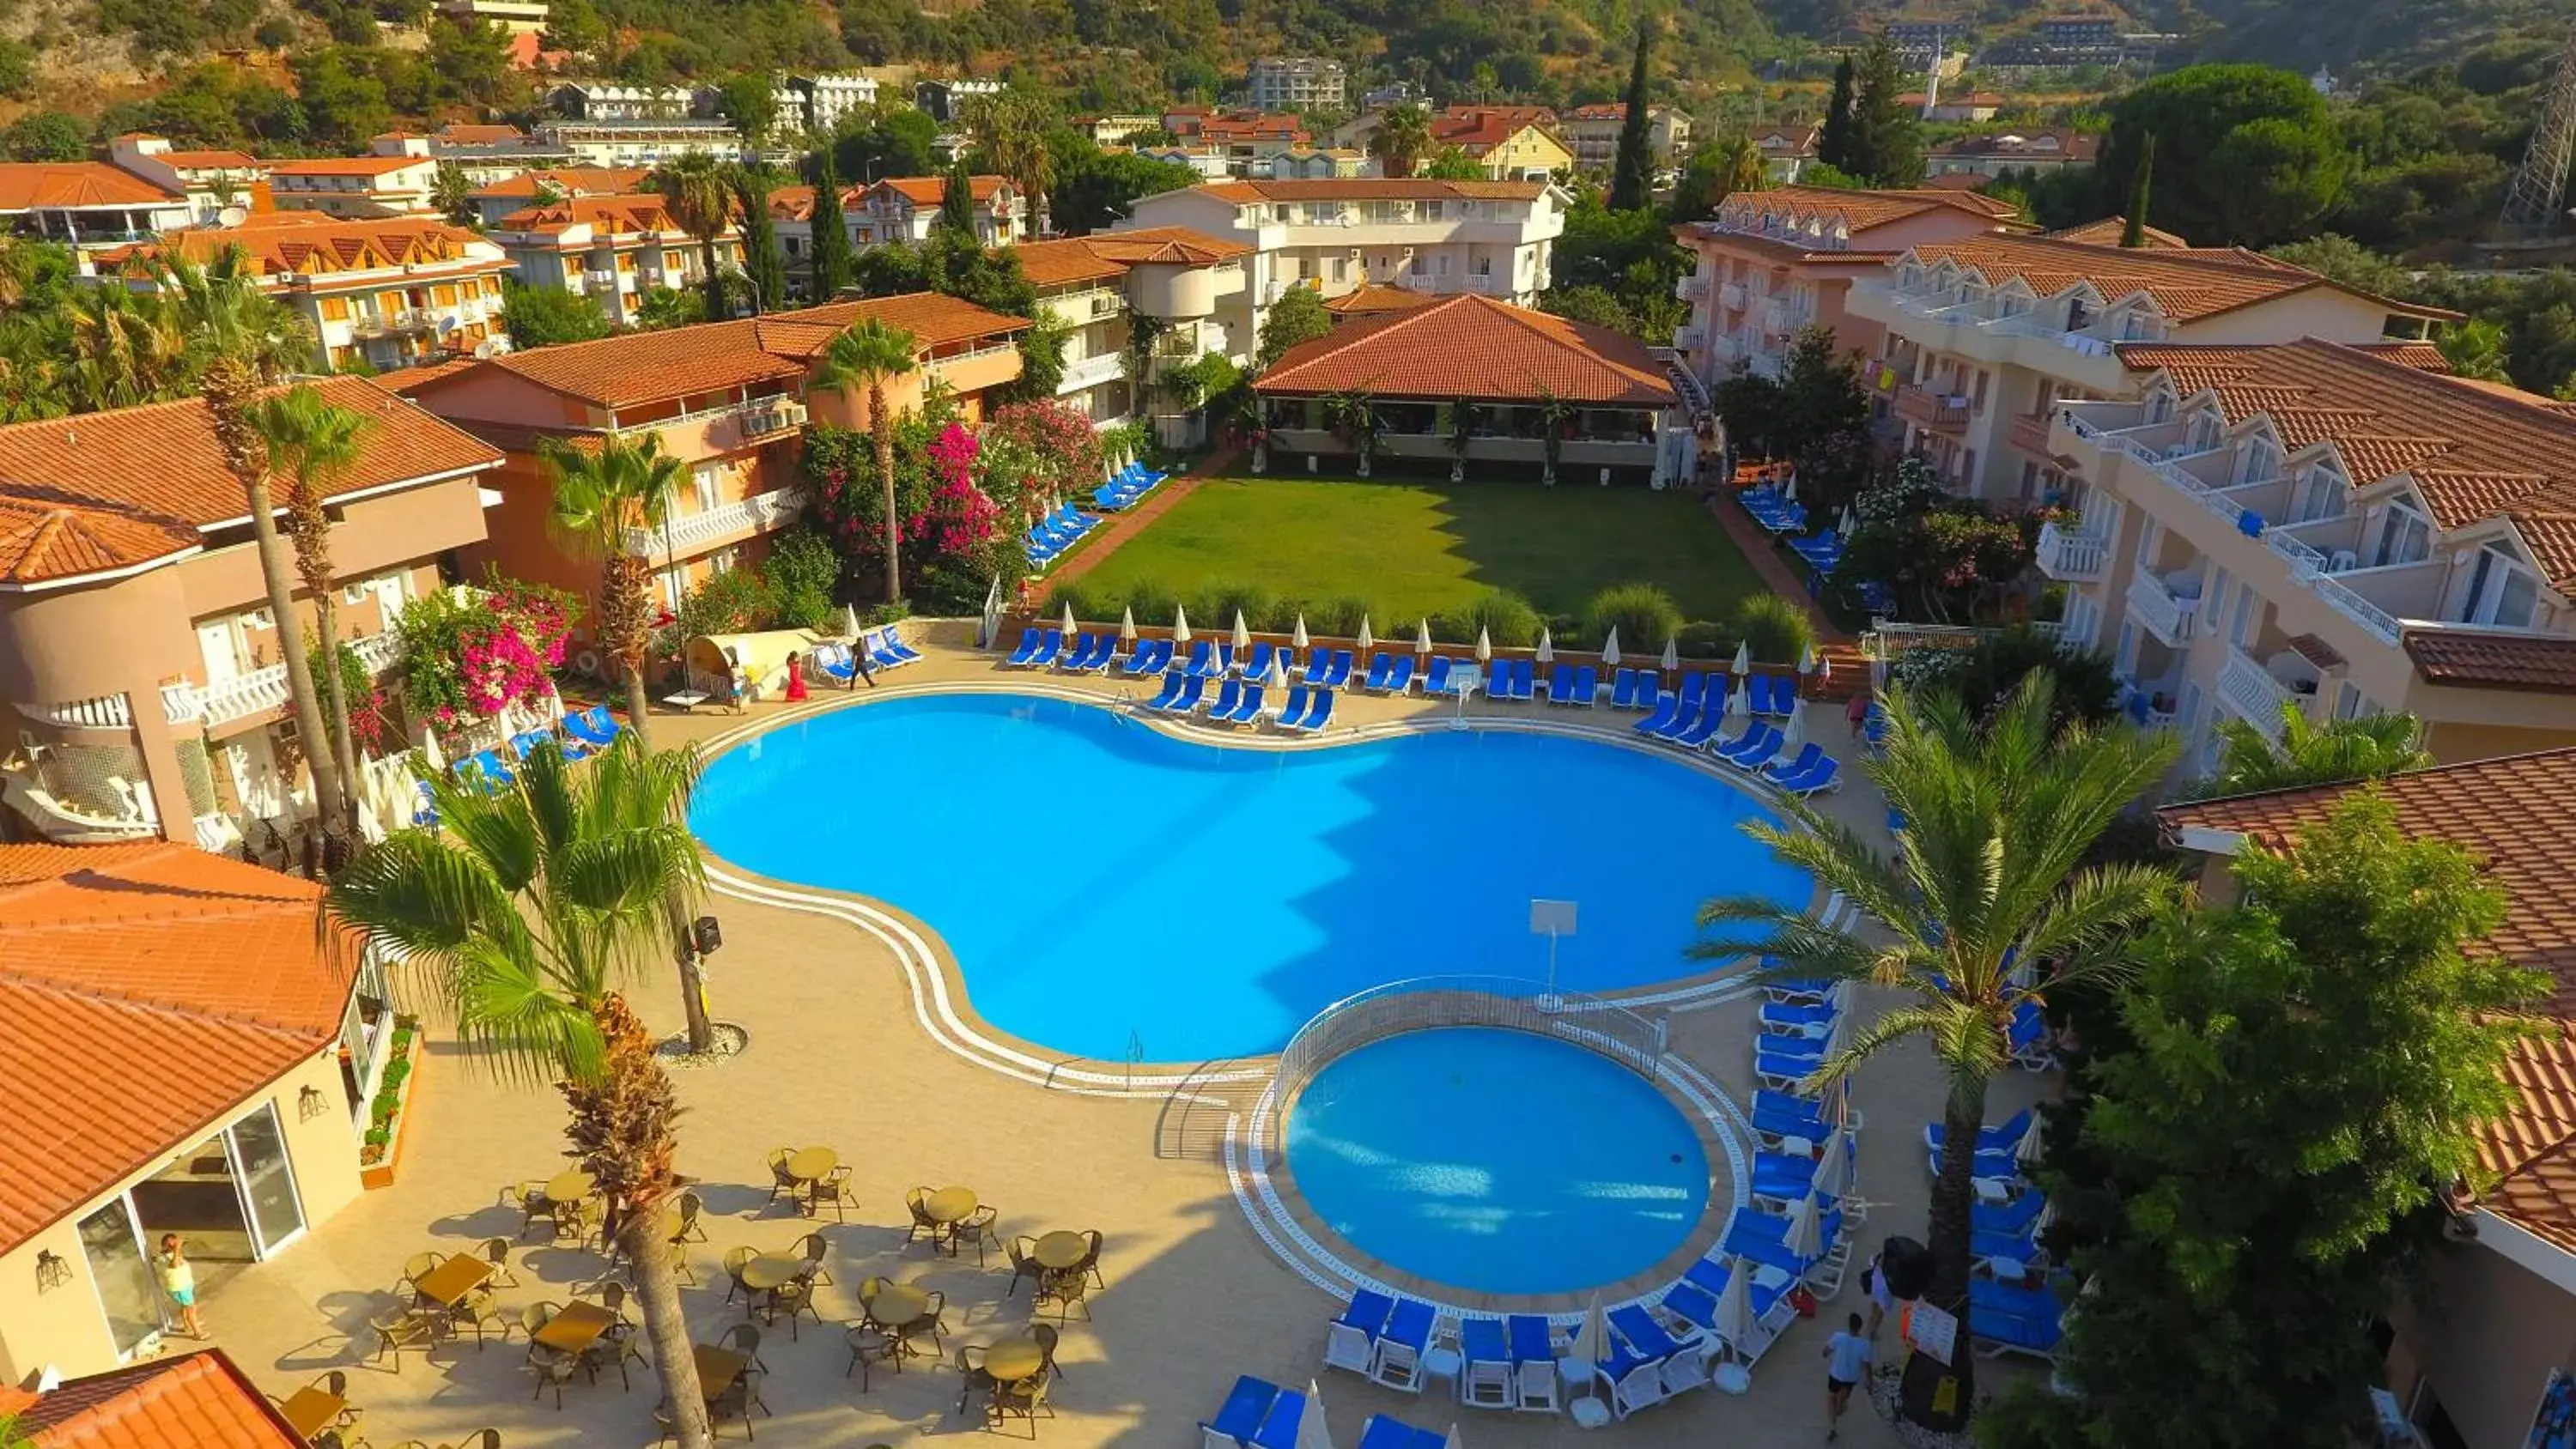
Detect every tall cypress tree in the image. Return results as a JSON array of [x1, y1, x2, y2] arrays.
[[937, 155, 977, 239], [2120, 132, 2155, 247], [1850, 40, 1923, 187], [807, 149, 856, 300], [1607, 20, 1656, 211], [1817, 55, 1858, 173], [731, 168, 789, 316]]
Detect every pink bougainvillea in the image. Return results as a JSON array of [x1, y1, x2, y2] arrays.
[[917, 421, 1002, 556]]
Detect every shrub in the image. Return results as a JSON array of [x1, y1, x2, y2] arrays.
[[912, 559, 989, 615], [363, 1126, 392, 1151], [1677, 621, 1729, 658], [1582, 583, 1684, 651], [1309, 596, 1372, 639], [764, 526, 843, 630], [1119, 580, 1180, 627], [681, 566, 775, 637], [1449, 590, 1540, 648], [1041, 580, 1102, 622], [1190, 582, 1276, 635], [1256, 597, 1310, 634], [1733, 594, 1815, 664]]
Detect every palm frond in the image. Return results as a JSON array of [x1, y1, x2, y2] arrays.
[[451, 938, 612, 1086], [1803, 1002, 1961, 1094], [327, 829, 514, 955]]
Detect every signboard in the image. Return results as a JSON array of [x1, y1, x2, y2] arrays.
[[1529, 900, 1578, 937], [1905, 1299, 1958, 1367]]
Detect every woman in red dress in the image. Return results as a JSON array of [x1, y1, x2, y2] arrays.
[[781, 652, 810, 703]]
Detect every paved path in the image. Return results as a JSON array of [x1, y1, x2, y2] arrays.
[[1702, 488, 1851, 646]]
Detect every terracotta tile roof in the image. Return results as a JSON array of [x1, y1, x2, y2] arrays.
[[0, 377, 501, 585], [2046, 215, 2189, 248], [1926, 129, 2099, 163], [492, 192, 690, 237], [426, 293, 1024, 411], [1196, 178, 1548, 203], [0, 161, 180, 211], [1015, 227, 1251, 285], [1253, 293, 1677, 407], [871, 174, 1012, 208], [1709, 185, 2021, 239], [1902, 233, 2451, 324], [96, 215, 501, 282], [2159, 750, 2576, 1250], [268, 154, 431, 178], [371, 356, 477, 392], [469, 167, 649, 199], [434, 122, 527, 144], [13, 1349, 305, 1449], [1427, 113, 1558, 154], [153, 149, 263, 170], [2116, 338, 2576, 591], [2403, 630, 2576, 693], [763, 183, 835, 222], [2115, 339, 2454, 376], [0, 843, 361, 1256], [1753, 124, 1820, 155], [1324, 284, 1439, 316]]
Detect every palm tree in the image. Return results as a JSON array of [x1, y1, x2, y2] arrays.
[[968, 91, 1054, 238], [542, 433, 683, 749], [1533, 387, 1577, 485], [66, 284, 184, 411], [811, 318, 920, 603], [2206, 704, 2431, 796], [1688, 676, 2175, 1418], [165, 248, 314, 384], [251, 385, 374, 831], [327, 737, 714, 1448], [653, 154, 737, 320], [1370, 104, 1431, 179], [202, 357, 352, 847]]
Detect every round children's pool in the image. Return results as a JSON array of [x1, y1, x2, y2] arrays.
[[1281, 1027, 1710, 1296]]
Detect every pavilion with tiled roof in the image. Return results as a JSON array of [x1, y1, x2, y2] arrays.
[[0, 1348, 306, 1448], [1250, 294, 1689, 483]]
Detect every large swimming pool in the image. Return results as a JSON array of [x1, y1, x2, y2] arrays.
[[690, 692, 1808, 1061], [1284, 1028, 1710, 1295]]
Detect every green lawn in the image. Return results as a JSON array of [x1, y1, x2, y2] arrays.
[[1066, 476, 1767, 627]]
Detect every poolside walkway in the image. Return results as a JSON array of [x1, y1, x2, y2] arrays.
[[197, 631, 2038, 1448]]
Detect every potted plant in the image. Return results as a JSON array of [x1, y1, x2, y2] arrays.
[[358, 1016, 424, 1189]]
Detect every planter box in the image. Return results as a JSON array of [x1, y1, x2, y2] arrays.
[[359, 1038, 424, 1191]]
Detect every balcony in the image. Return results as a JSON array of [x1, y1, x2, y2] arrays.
[[1761, 301, 1788, 336], [621, 485, 807, 558], [2008, 411, 2057, 458], [1676, 274, 1709, 301], [2034, 520, 2107, 582], [1058, 349, 1126, 394], [585, 269, 618, 290], [1674, 324, 1704, 349], [1893, 384, 1970, 433], [2124, 571, 2200, 646], [1719, 282, 1746, 311], [2216, 646, 2313, 742]]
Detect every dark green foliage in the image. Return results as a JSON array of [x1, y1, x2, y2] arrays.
[[763, 526, 844, 628], [833, 105, 939, 184], [732, 169, 790, 315], [1846, 39, 1922, 186], [2, 111, 85, 161], [1816, 56, 1856, 172], [1548, 195, 1687, 345], [1731, 593, 1812, 664], [1607, 21, 1656, 211], [937, 154, 976, 239], [2120, 133, 2152, 247], [501, 281, 612, 348], [1255, 288, 1334, 369], [1947, 624, 2121, 729], [2099, 65, 2343, 247], [0, 39, 36, 100], [806, 150, 856, 300], [1582, 582, 1682, 650], [1434, 590, 1542, 649], [714, 72, 780, 140], [1050, 148, 1198, 235]]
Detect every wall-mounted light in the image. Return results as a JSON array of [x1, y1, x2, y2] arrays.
[[298, 1084, 328, 1121], [34, 1250, 70, 1291]]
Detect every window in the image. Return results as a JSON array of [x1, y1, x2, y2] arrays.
[[2335, 682, 2364, 720], [709, 548, 738, 574], [2146, 388, 2172, 424], [693, 464, 720, 512], [2371, 502, 2431, 567], [2458, 545, 2541, 627], [2115, 622, 2139, 676], [2135, 517, 2161, 567], [2228, 584, 2257, 649], [2208, 569, 2231, 630], [2186, 411, 2221, 452], [2178, 681, 2202, 738], [2238, 438, 2281, 484], [2289, 466, 2345, 524]]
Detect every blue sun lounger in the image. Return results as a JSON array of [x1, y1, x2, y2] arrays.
[[1929, 1109, 2036, 1158], [1458, 1318, 1513, 1408], [1713, 723, 1782, 769], [1146, 672, 1190, 711], [1423, 656, 1454, 695], [1221, 683, 1265, 725], [1356, 1416, 1445, 1449], [460, 749, 514, 789], [1771, 751, 1842, 796], [1748, 1152, 1820, 1203], [1759, 742, 1827, 785], [1151, 675, 1206, 714], [1382, 654, 1416, 693], [1751, 1088, 1834, 1143], [1207, 677, 1242, 718], [1512, 658, 1541, 699], [1370, 1297, 1438, 1391], [1004, 627, 1044, 665], [1277, 685, 1309, 728], [1056, 633, 1100, 670], [1309, 650, 1347, 688], [1122, 638, 1173, 675], [1567, 664, 1599, 704], [1181, 640, 1217, 677], [1361, 654, 1396, 691], [1249, 1389, 1308, 1449], [1287, 688, 1334, 733], [1608, 1304, 1688, 1363], [1675, 692, 1730, 749], [1976, 1190, 2048, 1239], [1759, 997, 1838, 1034], [1610, 668, 1643, 708], [1201, 1376, 1280, 1449], [1241, 642, 1275, 681], [1026, 629, 1064, 669], [1324, 1288, 1397, 1376], [1628, 686, 1682, 737], [1214, 642, 1237, 676], [564, 705, 622, 749], [1970, 1276, 2066, 1358], [1546, 664, 1577, 703]]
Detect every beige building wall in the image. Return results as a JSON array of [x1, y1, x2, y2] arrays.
[[2392, 1237, 2576, 1448], [0, 1049, 363, 1386]]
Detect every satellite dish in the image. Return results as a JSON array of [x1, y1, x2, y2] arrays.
[[216, 205, 249, 227]]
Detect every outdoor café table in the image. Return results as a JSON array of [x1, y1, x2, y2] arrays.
[[787, 1147, 839, 1215], [545, 1168, 597, 1205], [1031, 1232, 1087, 1273], [410, 1255, 493, 1312], [694, 1344, 749, 1402], [984, 1337, 1045, 1384], [869, 1282, 933, 1341], [740, 1252, 805, 1318], [276, 1385, 345, 1442], [533, 1301, 617, 1358], [926, 1186, 978, 1252]]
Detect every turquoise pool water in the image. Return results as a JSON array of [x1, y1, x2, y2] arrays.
[[1285, 1028, 1710, 1295], [689, 693, 1807, 1061]]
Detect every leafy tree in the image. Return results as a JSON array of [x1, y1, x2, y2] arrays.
[[715, 72, 780, 141], [2203, 706, 2432, 796], [2, 110, 86, 162], [432, 161, 476, 226], [652, 153, 735, 321], [1607, 20, 1656, 210], [1256, 286, 1334, 369], [289, 47, 392, 152], [1370, 103, 1431, 179], [1947, 623, 2123, 730], [1983, 797, 2543, 1449], [251, 384, 373, 822], [501, 281, 612, 347], [634, 286, 703, 330], [1541, 283, 1633, 334], [1710, 363, 1785, 456], [541, 432, 681, 748], [1668, 133, 1766, 222], [1552, 194, 1688, 341], [0, 39, 37, 100], [848, 239, 931, 297], [1001, 306, 1070, 403], [1051, 148, 1196, 234], [2120, 133, 2153, 247], [2262, 233, 2415, 297], [1795, 161, 1868, 190], [963, 89, 1056, 234], [1777, 324, 1869, 456], [2100, 64, 2347, 247], [1692, 676, 2176, 1428], [805, 151, 856, 300], [2438, 317, 2510, 380], [1421, 146, 1486, 180], [732, 168, 789, 315], [1848, 39, 1923, 186], [328, 737, 717, 1448], [936, 154, 977, 239], [811, 318, 921, 603], [832, 103, 939, 185], [1817, 55, 1856, 172]]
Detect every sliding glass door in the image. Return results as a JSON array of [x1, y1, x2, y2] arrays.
[[223, 1103, 307, 1257], [76, 1199, 163, 1358]]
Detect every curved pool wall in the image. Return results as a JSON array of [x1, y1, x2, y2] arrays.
[[1281, 1028, 1712, 1296], [690, 692, 1811, 1062]]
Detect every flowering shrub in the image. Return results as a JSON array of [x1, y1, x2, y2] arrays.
[[395, 574, 577, 741], [920, 422, 1002, 555], [804, 397, 1025, 609], [985, 399, 1103, 507]]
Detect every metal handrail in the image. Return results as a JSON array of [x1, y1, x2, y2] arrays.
[[1270, 974, 1671, 1117]]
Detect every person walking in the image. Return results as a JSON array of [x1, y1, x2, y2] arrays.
[[848, 634, 877, 690], [1864, 1242, 1895, 1337], [155, 1234, 204, 1339], [1822, 1311, 1872, 1440], [781, 652, 810, 703]]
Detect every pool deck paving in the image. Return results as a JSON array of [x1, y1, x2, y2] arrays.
[[201, 626, 2044, 1448]]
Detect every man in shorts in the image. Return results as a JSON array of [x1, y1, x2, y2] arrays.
[[155, 1233, 204, 1339], [1823, 1311, 1873, 1440]]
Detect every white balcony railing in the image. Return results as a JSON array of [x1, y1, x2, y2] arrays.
[[610, 395, 807, 445], [1719, 282, 1746, 311], [622, 486, 807, 557], [2034, 521, 2107, 582], [2216, 646, 2304, 741], [191, 664, 295, 730], [585, 269, 618, 290], [2124, 573, 2199, 646], [1676, 274, 1709, 301], [1674, 324, 1704, 349], [1057, 350, 1125, 395], [1761, 301, 1788, 336]]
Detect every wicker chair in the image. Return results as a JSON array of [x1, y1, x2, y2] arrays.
[[517, 1301, 558, 1344], [953, 1343, 995, 1417], [720, 1246, 756, 1305], [899, 1288, 948, 1355], [1005, 1237, 1045, 1298], [671, 1191, 708, 1243], [761, 1148, 798, 1209], [720, 1320, 773, 1374], [763, 1276, 820, 1339], [371, 1310, 437, 1372], [479, 1236, 521, 1289], [1074, 1229, 1106, 1288], [902, 1187, 941, 1245], [448, 1288, 503, 1350], [507, 1180, 556, 1239], [1032, 1322, 1064, 1379], [526, 1346, 580, 1410], [793, 1233, 833, 1288], [398, 1251, 441, 1294], [1034, 1271, 1091, 1325], [809, 1166, 856, 1223], [987, 1372, 1054, 1438], [846, 1324, 899, 1390], [950, 1205, 1001, 1265]]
